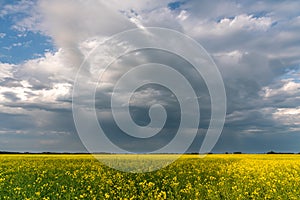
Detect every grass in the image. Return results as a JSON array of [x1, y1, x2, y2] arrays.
[[1, 154, 300, 199]]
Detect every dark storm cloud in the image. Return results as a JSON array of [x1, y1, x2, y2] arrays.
[[0, 112, 32, 131], [90, 47, 213, 152], [3, 102, 71, 113]]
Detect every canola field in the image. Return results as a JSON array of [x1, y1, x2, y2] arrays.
[[1, 154, 300, 199]]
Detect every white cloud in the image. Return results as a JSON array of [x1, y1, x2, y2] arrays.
[[0, 33, 6, 38], [38, 83, 72, 102], [135, 7, 183, 30], [179, 9, 273, 38], [37, 0, 135, 39], [0, 49, 73, 109], [217, 14, 272, 32], [177, 10, 189, 21], [103, 0, 169, 12], [244, 128, 264, 133], [0, 0, 35, 17], [0, 63, 14, 81], [289, 127, 300, 132], [19, 49, 74, 82], [273, 107, 300, 126], [213, 50, 244, 63], [0, 81, 71, 103], [9, 0, 138, 74], [262, 80, 300, 98], [12, 42, 22, 47]]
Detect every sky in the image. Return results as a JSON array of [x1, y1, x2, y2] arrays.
[[0, 0, 299, 153]]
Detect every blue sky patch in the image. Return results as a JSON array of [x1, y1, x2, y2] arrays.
[[168, 1, 185, 10], [0, 7, 54, 64]]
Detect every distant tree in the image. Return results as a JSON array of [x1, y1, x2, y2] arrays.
[[233, 152, 242, 154]]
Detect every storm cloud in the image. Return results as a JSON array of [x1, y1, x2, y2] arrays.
[[0, 0, 299, 153]]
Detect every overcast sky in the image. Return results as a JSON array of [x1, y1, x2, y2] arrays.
[[0, 0, 299, 153]]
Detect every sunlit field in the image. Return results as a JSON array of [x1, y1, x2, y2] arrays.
[[1, 154, 300, 199]]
